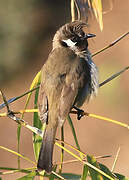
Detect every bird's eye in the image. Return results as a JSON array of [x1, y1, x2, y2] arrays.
[[71, 36, 78, 42], [60, 40, 68, 47], [78, 31, 85, 38]]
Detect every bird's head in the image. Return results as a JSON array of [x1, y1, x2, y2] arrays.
[[53, 21, 96, 52]]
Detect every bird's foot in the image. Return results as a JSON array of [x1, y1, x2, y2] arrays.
[[73, 106, 85, 120]]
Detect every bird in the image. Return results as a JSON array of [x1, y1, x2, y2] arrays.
[[37, 21, 99, 173]]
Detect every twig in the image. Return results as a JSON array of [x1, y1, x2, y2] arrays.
[[0, 90, 43, 137], [95, 155, 112, 159], [1, 65, 128, 110], [0, 167, 36, 175], [56, 159, 79, 166], [111, 147, 120, 172], [99, 66, 129, 87], [0, 146, 36, 165], [0, 90, 10, 112], [56, 138, 85, 156], [51, 171, 65, 180], [92, 31, 129, 57], [0, 85, 39, 110]]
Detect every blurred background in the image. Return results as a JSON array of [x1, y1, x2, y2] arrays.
[[0, 0, 129, 179]]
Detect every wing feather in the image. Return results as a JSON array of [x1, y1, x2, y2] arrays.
[[38, 83, 48, 123]]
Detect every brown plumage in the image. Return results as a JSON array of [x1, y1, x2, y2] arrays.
[[37, 21, 99, 173]]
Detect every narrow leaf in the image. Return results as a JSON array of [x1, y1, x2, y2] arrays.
[[17, 124, 21, 169], [55, 143, 114, 180], [99, 67, 129, 87], [61, 173, 81, 179], [67, 115, 80, 150], [81, 164, 88, 180], [111, 147, 120, 172], [58, 126, 64, 173], [87, 155, 103, 180], [99, 163, 116, 179], [33, 82, 42, 161], [17, 171, 37, 180], [23, 70, 41, 118], [17, 71, 41, 169], [115, 173, 129, 180]]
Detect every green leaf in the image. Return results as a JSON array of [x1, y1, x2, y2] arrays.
[[115, 173, 129, 180], [17, 71, 41, 168], [87, 155, 103, 180], [17, 123, 21, 168], [23, 70, 41, 117], [33, 83, 42, 161], [81, 165, 88, 180], [99, 163, 116, 179], [17, 171, 37, 180], [67, 115, 80, 150], [58, 126, 64, 174], [0, 177, 2, 180], [61, 173, 81, 179]]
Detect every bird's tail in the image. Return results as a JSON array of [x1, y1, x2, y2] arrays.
[[37, 126, 57, 173]]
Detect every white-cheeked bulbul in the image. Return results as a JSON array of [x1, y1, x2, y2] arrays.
[[37, 21, 99, 173]]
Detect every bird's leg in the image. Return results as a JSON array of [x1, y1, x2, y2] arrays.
[[72, 106, 85, 120]]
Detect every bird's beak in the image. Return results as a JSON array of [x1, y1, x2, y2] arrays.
[[84, 33, 96, 39]]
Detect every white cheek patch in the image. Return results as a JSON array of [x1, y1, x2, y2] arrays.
[[62, 39, 77, 48]]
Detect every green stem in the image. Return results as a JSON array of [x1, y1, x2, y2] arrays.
[[67, 115, 80, 150], [59, 126, 64, 174]]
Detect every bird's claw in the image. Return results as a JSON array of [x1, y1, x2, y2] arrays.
[[73, 106, 85, 120], [77, 109, 84, 120]]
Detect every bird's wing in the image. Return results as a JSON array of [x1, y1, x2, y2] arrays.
[[38, 83, 48, 124], [58, 55, 91, 126], [58, 60, 82, 126], [58, 83, 78, 126]]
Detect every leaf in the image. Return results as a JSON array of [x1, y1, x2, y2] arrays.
[[99, 66, 129, 87], [91, 0, 103, 31], [58, 126, 64, 174], [17, 171, 37, 180], [17, 123, 21, 168], [87, 155, 103, 180], [67, 115, 80, 150], [61, 173, 81, 179], [23, 70, 41, 118], [115, 173, 129, 180], [81, 164, 88, 180], [33, 83, 42, 161], [99, 163, 116, 180], [17, 70, 41, 168], [76, 0, 103, 30]]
